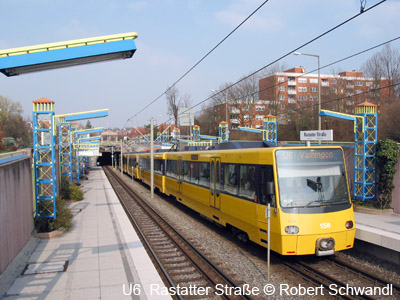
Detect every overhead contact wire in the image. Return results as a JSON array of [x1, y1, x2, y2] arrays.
[[177, 0, 387, 118], [128, 0, 271, 122]]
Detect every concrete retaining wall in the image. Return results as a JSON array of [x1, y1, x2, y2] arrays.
[[0, 157, 34, 275]]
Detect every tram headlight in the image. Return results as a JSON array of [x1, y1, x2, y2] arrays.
[[317, 238, 335, 250], [345, 220, 354, 229], [285, 226, 299, 234]]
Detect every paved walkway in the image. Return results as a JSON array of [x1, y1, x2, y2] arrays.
[[355, 211, 400, 252], [2, 167, 170, 300]]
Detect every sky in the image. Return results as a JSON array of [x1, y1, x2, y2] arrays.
[[1, 0, 400, 129]]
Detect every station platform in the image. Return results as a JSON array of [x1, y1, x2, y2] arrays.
[[0, 167, 171, 300], [355, 211, 400, 252], [354, 210, 400, 263]]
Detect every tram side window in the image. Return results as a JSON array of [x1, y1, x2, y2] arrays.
[[182, 161, 190, 182], [154, 159, 162, 175], [166, 160, 177, 179], [239, 165, 256, 200], [138, 158, 142, 169], [129, 157, 136, 167], [190, 162, 199, 184], [145, 158, 150, 171], [260, 165, 274, 205], [199, 162, 210, 187], [139, 158, 150, 171], [224, 164, 238, 195]]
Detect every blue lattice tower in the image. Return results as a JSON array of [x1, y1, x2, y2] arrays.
[[74, 132, 82, 183], [354, 102, 377, 202], [173, 128, 180, 144], [32, 97, 57, 218], [162, 130, 169, 143], [193, 125, 200, 142], [218, 121, 229, 143], [71, 123, 79, 183], [58, 119, 73, 184], [79, 155, 85, 177], [263, 114, 277, 146], [82, 156, 88, 176]]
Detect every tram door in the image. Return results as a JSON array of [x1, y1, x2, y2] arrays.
[[210, 158, 221, 209], [177, 158, 183, 194]]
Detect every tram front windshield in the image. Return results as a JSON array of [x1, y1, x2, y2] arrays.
[[275, 149, 350, 208]]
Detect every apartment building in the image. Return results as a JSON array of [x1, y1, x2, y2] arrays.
[[211, 67, 393, 130], [258, 67, 392, 123], [213, 99, 270, 129]]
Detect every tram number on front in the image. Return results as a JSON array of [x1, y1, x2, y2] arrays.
[[320, 222, 331, 229]]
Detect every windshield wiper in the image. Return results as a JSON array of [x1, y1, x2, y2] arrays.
[[334, 201, 349, 205], [305, 198, 349, 207], [305, 199, 326, 207]]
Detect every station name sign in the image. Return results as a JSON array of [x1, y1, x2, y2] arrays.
[[300, 130, 333, 141]]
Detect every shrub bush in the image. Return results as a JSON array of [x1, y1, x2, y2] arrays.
[[376, 139, 399, 209], [49, 197, 73, 231], [69, 184, 84, 201], [59, 176, 71, 200], [34, 197, 72, 232]]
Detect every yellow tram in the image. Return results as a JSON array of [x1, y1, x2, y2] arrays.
[[122, 153, 140, 180], [123, 145, 355, 256]]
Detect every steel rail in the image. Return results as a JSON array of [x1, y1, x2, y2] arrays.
[[278, 256, 399, 300], [329, 256, 400, 297], [104, 166, 252, 300], [103, 166, 182, 300]]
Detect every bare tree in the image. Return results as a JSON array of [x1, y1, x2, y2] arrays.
[[0, 95, 32, 148], [166, 86, 181, 127], [210, 82, 236, 128], [234, 73, 260, 127], [165, 86, 192, 128], [181, 93, 192, 108], [362, 44, 400, 102], [210, 73, 262, 128], [379, 100, 400, 141], [196, 102, 217, 135]]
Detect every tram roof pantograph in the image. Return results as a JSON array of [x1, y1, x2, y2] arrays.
[[0, 32, 138, 76]]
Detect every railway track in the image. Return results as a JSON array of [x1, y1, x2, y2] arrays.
[[277, 255, 400, 300], [103, 166, 253, 300]]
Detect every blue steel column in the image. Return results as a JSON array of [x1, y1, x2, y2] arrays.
[[71, 124, 79, 183], [193, 125, 200, 142], [162, 129, 169, 144], [75, 132, 81, 184], [58, 120, 73, 184], [32, 97, 57, 218], [263, 114, 277, 146], [77, 134, 87, 178], [354, 102, 377, 202], [218, 121, 229, 143], [173, 128, 180, 143]]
